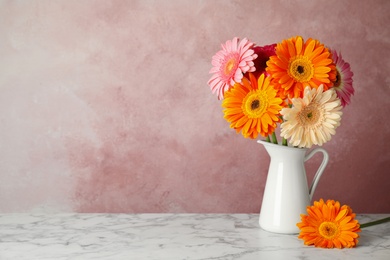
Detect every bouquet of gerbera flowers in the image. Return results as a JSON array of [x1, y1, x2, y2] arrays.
[[207, 36, 354, 148], [208, 39, 390, 249]]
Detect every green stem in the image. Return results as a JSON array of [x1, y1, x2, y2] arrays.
[[282, 137, 288, 146], [271, 132, 278, 144], [265, 135, 270, 142], [360, 217, 390, 229]]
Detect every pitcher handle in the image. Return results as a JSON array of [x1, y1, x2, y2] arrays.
[[304, 148, 329, 201]]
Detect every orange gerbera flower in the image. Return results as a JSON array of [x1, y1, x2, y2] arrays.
[[266, 36, 337, 99], [222, 73, 284, 139], [297, 199, 361, 249]]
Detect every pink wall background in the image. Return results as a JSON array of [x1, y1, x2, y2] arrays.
[[0, 0, 389, 213]]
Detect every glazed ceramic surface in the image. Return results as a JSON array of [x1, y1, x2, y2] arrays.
[[257, 140, 328, 234]]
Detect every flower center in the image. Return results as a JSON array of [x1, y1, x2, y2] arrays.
[[242, 90, 268, 118], [288, 56, 314, 82], [297, 103, 323, 127], [251, 100, 260, 110], [333, 69, 341, 88], [223, 55, 239, 76], [319, 222, 339, 239]]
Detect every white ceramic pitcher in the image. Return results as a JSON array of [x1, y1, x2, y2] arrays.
[[257, 140, 329, 234]]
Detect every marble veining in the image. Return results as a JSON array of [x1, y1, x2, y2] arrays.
[[0, 214, 389, 260]]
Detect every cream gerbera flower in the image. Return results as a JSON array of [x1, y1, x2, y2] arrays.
[[280, 85, 342, 148]]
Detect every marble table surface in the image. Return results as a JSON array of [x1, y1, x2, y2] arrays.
[[0, 213, 389, 260]]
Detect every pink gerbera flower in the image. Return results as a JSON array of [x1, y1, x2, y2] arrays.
[[331, 49, 354, 107], [208, 37, 258, 100], [252, 43, 276, 78]]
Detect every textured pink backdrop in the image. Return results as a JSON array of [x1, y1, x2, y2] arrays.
[[0, 0, 389, 213]]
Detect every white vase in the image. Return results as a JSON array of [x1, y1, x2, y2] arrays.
[[257, 140, 329, 234]]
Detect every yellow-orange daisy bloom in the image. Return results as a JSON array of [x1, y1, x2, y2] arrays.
[[222, 73, 284, 139], [297, 199, 361, 249], [266, 36, 336, 99]]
